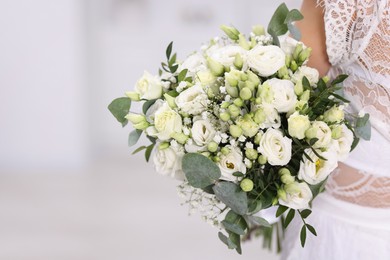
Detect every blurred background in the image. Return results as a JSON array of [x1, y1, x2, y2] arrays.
[[0, 0, 301, 259]]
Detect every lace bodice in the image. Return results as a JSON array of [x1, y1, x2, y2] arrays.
[[318, 0, 390, 207]]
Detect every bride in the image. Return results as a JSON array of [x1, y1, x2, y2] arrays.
[[281, 0, 390, 259]]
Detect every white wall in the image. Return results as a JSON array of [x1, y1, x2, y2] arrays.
[[0, 0, 88, 170]]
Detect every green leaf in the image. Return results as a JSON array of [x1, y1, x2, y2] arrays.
[[177, 69, 188, 82], [228, 232, 242, 255], [309, 178, 327, 198], [170, 64, 179, 73], [108, 97, 131, 127], [232, 172, 245, 177], [309, 138, 319, 146], [267, 3, 289, 36], [331, 74, 348, 85], [248, 199, 263, 214], [182, 153, 221, 189], [306, 224, 317, 236], [166, 41, 173, 60], [169, 53, 177, 66], [128, 130, 142, 147], [276, 205, 288, 217], [249, 216, 271, 227], [300, 225, 307, 247], [142, 99, 157, 114], [300, 209, 312, 219], [222, 220, 246, 235], [350, 136, 360, 151], [132, 146, 147, 155], [218, 232, 236, 250], [284, 209, 295, 228], [330, 92, 350, 103], [285, 9, 304, 24], [356, 113, 369, 127], [268, 29, 281, 47], [213, 182, 248, 215], [145, 144, 154, 162], [302, 76, 311, 90], [287, 23, 301, 41]]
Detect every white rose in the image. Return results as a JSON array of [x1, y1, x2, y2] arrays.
[[335, 124, 354, 161], [287, 112, 311, 139], [323, 105, 345, 123], [153, 145, 185, 180], [305, 121, 332, 148], [175, 84, 208, 115], [208, 45, 247, 67], [247, 45, 285, 77], [185, 119, 216, 152], [262, 78, 297, 113], [195, 70, 216, 86], [280, 36, 301, 56], [179, 52, 207, 74], [279, 182, 313, 210], [145, 99, 164, 123], [298, 148, 338, 185], [258, 128, 292, 166], [152, 102, 182, 140], [135, 71, 163, 100], [292, 66, 319, 87], [218, 146, 247, 182], [258, 103, 281, 129]]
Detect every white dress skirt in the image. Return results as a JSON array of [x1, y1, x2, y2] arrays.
[[281, 193, 390, 260]]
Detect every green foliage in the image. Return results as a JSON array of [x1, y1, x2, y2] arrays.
[[128, 130, 142, 147], [182, 153, 221, 189], [276, 205, 288, 217], [300, 225, 307, 247], [145, 144, 154, 162], [142, 99, 157, 114], [283, 208, 295, 228], [213, 182, 248, 215], [108, 97, 131, 127]]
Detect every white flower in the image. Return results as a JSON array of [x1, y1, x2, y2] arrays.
[[298, 148, 338, 185], [218, 146, 246, 182], [145, 99, 164, 123], [196, 70, 216, 86], [258, 128, 292, 166], [179, 52, 207, 74], [185, 119, 216, 152], [247, 45, 285, 77], [292, 66, 319, 87], [135, 71, 163, 100], [152, 102, 182, 140], [175, 84, 208, 115], [306, 121, 332, 148], [323, 105, 345, 123], [280, 36, 301, 56], [208, 45, 247, 67], [259, 103, 281, 129], [236, 116, 260, 137], [287, 112, 311, 140], [153, 145, 185, 180], [335, 124, 354, 161], [279, 182, 313, 210], [261, 78, 297, 113]]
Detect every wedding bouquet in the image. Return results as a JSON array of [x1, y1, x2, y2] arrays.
[[108, 3, 369, 254]]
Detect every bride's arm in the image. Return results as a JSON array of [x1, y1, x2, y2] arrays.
[[295, 0, 331, 77]]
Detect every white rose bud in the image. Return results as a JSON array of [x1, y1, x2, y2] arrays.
[[135, 71, 163, 100], [152, 102, 183, 140], [323, 105, 345, 123], [261, 79, 297, 113], [258, 128, 292, 166], [305, 121, 332, 148], [153, 145, 185, 180], [236, 116, 260, 137], [196, 70, 216, 86], [247, 45, 285, 77], [288, 112, 311, 139], [334, 124, 354, 161], [278, 182, 313, 210]]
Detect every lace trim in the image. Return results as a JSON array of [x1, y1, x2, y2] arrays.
[[326, 166, 390, 208]]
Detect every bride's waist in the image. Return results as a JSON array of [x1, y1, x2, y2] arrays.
[[326, 164, 390, 208]]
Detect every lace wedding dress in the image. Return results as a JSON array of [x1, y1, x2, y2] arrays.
[[281, 0, 390, 259]]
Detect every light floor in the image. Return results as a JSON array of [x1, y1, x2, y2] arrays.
[[0, 154, 279, 260]]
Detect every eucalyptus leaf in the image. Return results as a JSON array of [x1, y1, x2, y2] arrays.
[[284, 9, 304, 24], [228, 232, 242, 255], [213, 182, 248, 215], [222, 220, 246, 235], [267, 3, 289, 36], [287, 23, 301, 41], [142, 99, 157, 114], [218, 232, 236, 250], [182, 153, 221, 189], [249, 216, 271, 227], [248, 200, 263, 214], [128, 130, 142, 147], [108, 97, 131, 127]]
